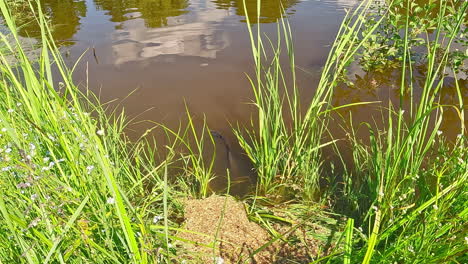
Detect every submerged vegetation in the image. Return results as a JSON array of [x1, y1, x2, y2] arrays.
[[0, 0, 467, 263]]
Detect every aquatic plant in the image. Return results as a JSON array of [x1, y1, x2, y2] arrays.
[[358, 0, 468, 73]]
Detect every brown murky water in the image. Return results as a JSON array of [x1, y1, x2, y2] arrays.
[[9, 0, 467, 192]]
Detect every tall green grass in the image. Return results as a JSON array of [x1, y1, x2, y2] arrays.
[[158, 108, 217, 198], [0, 0, 175, 262], [234, 0, 386, 200], [235, 0, 467, 262], [340, 0, 468, 263]]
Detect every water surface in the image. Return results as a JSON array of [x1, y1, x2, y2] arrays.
[[10, 0, 466, 192]]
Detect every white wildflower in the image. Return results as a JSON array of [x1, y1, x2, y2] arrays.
[[16, 103, 21, 106], [43, 157, 50, 162], [96, 129, 104, 136], [106, 197, 115, 204], [7, 109, 14, 113], [86, 165, 94, 174], [433, 204, 438, 210], [436, 130, 443, 136], [5, 148, 12, 153], [29, 143, 36, 150], [17, 182, 32, 188], [214, 257, 224, 264], [1, 128, 6, 132], [153, 215, 163, 224], [28, 217, 40, 228], [31, 194, 38, 200]]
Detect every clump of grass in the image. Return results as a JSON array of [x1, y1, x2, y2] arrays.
[[339, 0, 468, 263], [0, 1, 177, 262], [234, 0, 386, 200], [236, 0, 467, 262], [158, 107, 217, 199]]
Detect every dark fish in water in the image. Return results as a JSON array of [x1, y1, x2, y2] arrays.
[[210, 130, 231, 171], [93, 47, 99, 64]]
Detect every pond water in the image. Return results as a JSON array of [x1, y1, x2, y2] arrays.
[[10, 0, 466, 192]]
